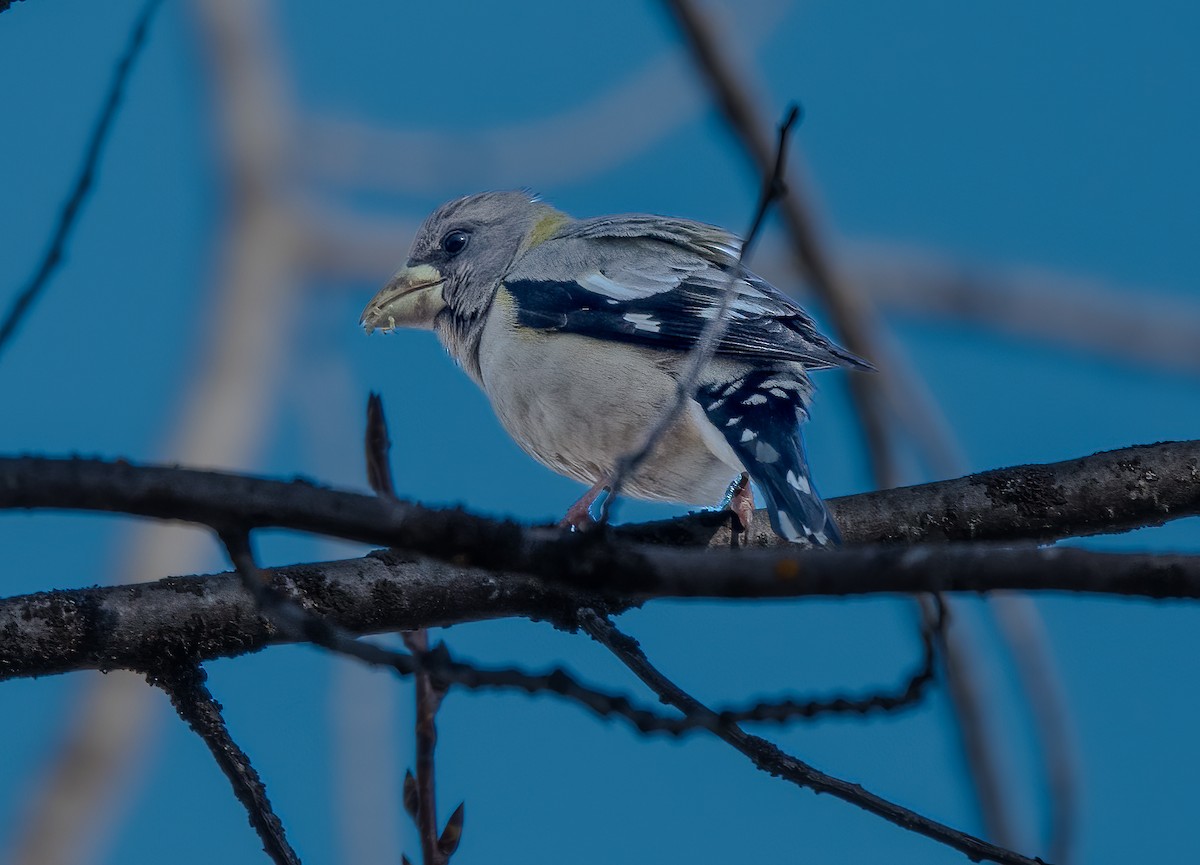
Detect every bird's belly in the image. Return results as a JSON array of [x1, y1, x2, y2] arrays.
[[477, 315, 742, 505]]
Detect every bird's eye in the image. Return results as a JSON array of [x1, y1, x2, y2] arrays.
[[441, 230, 470, 256]]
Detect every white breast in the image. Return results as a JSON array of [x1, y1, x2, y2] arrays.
[[474, 291, 744, 505]]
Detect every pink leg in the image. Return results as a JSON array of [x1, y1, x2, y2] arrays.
[[559, 481, 608, 529], [728, 472, 755, 533]]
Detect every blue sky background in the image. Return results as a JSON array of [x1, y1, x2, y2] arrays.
[[1, 1, 1198, 864]]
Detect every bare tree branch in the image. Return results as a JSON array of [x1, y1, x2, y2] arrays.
[[662, 0, 899, 486], [844, 242, 1200, 377], [149, 663, 301, 865], [0, 0, 163, 362], [658, 4, 1029, 837], [577, 609, 1045, 865], [365, 394, 461, 865], [990, 593, 1080, 865], [2, 440, 1195, 561], [292, 0, 791, 196], [310, 221, 1200, 382], [10, 1, 303, 860], [3, 539, 1198, 689]]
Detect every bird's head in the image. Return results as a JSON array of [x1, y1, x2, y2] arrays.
[[360, 190, 569, 333]]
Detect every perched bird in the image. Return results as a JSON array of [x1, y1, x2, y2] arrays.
[[360, 191, 869, 545]]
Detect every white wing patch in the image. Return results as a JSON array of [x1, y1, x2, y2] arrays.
[[786, 469, 811, 494], [579, 270, 679, 301], [754, 441, 780, 463], [623, 312, 661, 333]]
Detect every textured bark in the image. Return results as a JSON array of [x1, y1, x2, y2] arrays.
[[1, 440, 1197, 684], [2, 440, 1197, 556], [2, 543, 1197, 685]]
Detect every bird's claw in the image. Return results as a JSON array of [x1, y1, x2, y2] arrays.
[[560, 481, 608, 531], [728, 472, 755, 534]]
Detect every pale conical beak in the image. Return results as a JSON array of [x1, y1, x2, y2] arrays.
[[359, 264, 448, 333]]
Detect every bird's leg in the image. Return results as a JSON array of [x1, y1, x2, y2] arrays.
[[726, 472, 755, 534], [559, 481, 608, 530]]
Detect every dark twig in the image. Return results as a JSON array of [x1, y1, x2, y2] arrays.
[[365, 392, 397, 502], [366, 393, 461, 865], [719, 593, 942, 724], [599, 104, 802, 523], [403, 629, 450, 865], [661, 1, 1026, 841], [577, 609, 1046, 865], [148, 663, 301, 865], [0, 0, 164, 362], [212, 518, 945, 760], [661, 0, 896, 486], [408, 631, 942, 734]]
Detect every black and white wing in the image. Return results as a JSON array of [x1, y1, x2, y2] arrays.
[[501, 215, 871, 371]]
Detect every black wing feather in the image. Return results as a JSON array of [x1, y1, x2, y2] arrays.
[[503, 274, 871, 371]]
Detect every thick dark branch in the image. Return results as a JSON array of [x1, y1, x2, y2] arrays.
[[578, 610, 1043, 865], [1, 440, 1196, 561], [149, 663, 301, 865], [630, 439, 1200, 548], [1, 441, 1196, 685], [2, 542, 1198, 686], [0, 554, 584, 682]]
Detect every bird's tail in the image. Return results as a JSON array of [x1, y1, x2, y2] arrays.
[[698, 370, 841, 546]]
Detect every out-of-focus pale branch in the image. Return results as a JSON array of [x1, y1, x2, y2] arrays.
[[10, 1, 310, 864], [843, 241, 1200, 376], [294, 0, 789, 195], [304, 212, 1200, 381]]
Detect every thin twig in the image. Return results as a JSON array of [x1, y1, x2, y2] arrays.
[[661, 3, 1033, 843], [365, 392, 397, 502], [403, 630, 449, 865], [661, 0, 897, 486], [207, 529, 948, 738], [148, 663, 301, 865], [598, 104, 802, 523], [0, 0, 164, 362], [366, 393, 460, 865], [577, 609, 1047, 865]]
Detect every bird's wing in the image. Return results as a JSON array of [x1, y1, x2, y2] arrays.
[[501, 216, 871, 371]]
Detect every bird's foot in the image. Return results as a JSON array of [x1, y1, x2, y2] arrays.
[[727, 472, 755, 534], [559, 481, 608, 530]]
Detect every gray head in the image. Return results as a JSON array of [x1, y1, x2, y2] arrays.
[[360, 191, 569, 334]]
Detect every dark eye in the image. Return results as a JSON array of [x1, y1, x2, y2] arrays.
[[441, 230, 470, 256]]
